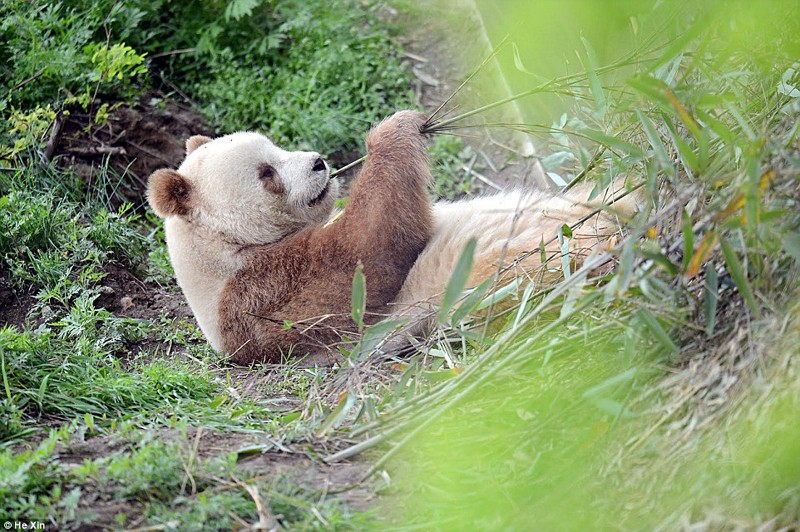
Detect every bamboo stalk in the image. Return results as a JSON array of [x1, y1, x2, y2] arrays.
[[329, 155, 366, 178]]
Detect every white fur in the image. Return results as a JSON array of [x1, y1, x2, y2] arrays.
[[391, 186, 629, 322], [163, 132, 338, 350], [160, 130, 631, 355]]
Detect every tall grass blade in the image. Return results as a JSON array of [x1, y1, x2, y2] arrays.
[[581, 36, 607, 118], [451, 277, 494, 326], [681, 209, 694, 272], [720, 237, 760, 317], [686, 230, 718, 278], [637, 110, 674, 177], [636, 308, 679, 355], [351, 262, 366, 332], [317, 391, 356, 438]]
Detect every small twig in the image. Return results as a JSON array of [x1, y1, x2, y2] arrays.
[[427, 34, 512, 125], [125, 139, 173, 165], [150, 47, 197, 59], [236, 480, 281, 531], [152, 70, 200, 107], [330, 155, 366, 178], [323, 429, 395, 463], [423, 44, 664, 134], [563, 148, 606, 192], [67, 145, 127, 156], [461, 164, 503, 191], [179, 427, 203, 496], [13, 68, 45, 92], [402, 51, 428, 63], [41, 111, 65, 164]]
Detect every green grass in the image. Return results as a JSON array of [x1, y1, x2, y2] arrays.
[[2, 0, 799, 528]]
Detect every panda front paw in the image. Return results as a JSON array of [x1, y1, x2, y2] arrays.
[[367, 110, 429, 153]]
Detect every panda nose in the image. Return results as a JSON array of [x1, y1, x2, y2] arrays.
[[312, 157, 327, 173]]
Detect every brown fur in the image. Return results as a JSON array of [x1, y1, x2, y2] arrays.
[[186, 135, 212, 154], [218, 112, 433, 363], [258, 163, 286, 195], [147, 169, 193, 217]]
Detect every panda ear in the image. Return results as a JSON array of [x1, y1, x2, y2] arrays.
[[147, 169, 193, 218], [186, 135, 212, 155]]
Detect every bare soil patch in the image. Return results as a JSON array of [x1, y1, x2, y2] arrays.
[[0, 266, 35, 329], [56, 428, 372, 528], [55, 94, 215, 205], [95, 262, 191, 323]]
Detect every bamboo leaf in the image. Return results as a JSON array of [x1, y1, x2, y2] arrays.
[[580, 129, 644, 157], [628, 75, 671, 109], [512, 42, 545, 80], [475, 279, 522, 311], [720, 237, 760, 317], [351, 262, 366, 332], [636, 308, 679, 355], [616, 240, 635, 295], [235, 444, 273, 461], [685, 230, 718, 278], [438, 238, 476, 323], [357, 319, 406, 359], [421, 368, 463, 383], [317, 391, 356, 437], [512, 283, 535, 329], [559, 226, 571, 281], [637, 111, 673, 175], [663, 87, 701, 139], [539, 236, 547, 264], [451, 277, 494, 325], [581, 36, 607, 118], [681, 209, 694, 272], [640, 246, 679, 276]]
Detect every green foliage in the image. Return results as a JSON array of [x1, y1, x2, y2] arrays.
[[429, 135, 474, 199], [160, 0, 414, 155], [0, 0, 150, 161], [1, 0, 414, 165], [332, 1, 800, 529], [104, 440, 192, 500], [0, 187, 146, 307], [0, 433, 61, 517], [0, 0, 416, 526]]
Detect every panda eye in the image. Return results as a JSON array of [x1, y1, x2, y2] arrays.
[[259, 164, 276, 181]]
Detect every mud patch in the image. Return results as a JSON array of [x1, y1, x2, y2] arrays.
[[96, 262, 191, 323], [0, 266, 35, 329], [55, 94, 215, 205]]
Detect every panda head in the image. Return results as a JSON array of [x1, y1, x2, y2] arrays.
[[147, 132, 339, 245]]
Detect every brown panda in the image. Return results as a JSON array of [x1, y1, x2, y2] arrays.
[[148, 111, 433, 364], [148, 110, 633, 364]]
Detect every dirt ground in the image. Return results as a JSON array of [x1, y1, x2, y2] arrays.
[[54, 428, 375, 528]]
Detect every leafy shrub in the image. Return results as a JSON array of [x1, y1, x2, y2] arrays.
[[141, 0, 415, 155], [1, 0, 416, 163]]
